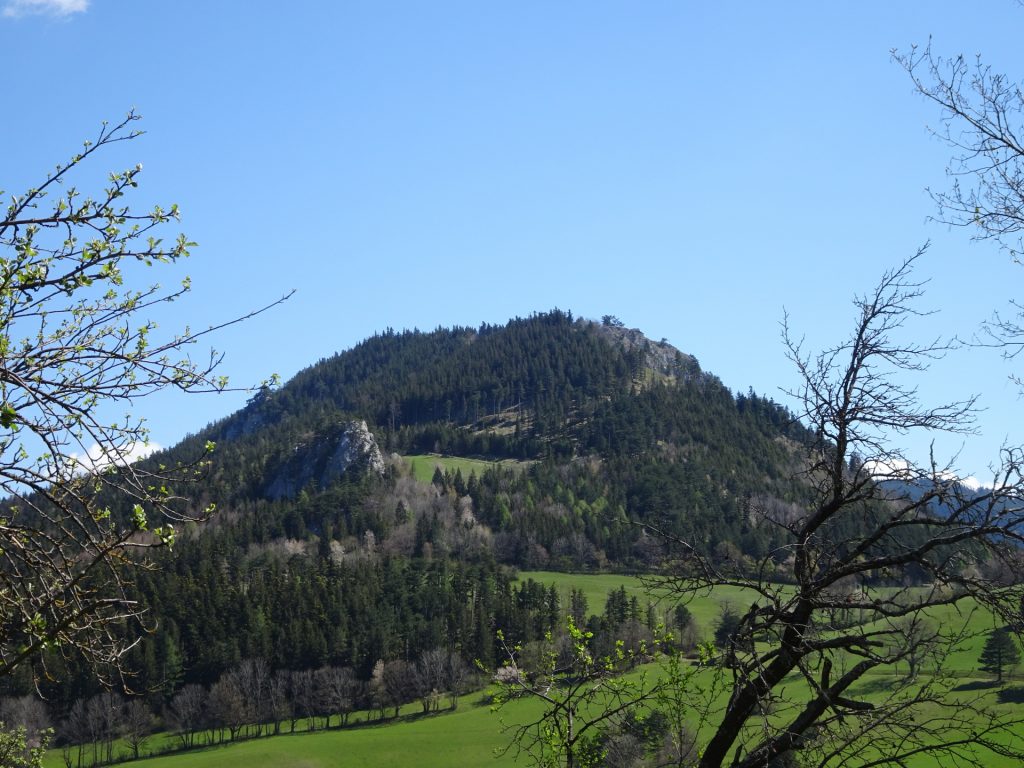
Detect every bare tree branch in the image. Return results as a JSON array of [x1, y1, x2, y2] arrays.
[[0, 112, 289, 684], [655, 254, 1024, 768], [895, 40, 1024, 380]]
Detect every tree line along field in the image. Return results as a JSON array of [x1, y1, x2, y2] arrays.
[[40, 573, 1024, 768], [523, 572, 1014, 677]]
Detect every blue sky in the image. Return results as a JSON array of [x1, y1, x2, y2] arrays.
[[1, 1, 1021, 481]]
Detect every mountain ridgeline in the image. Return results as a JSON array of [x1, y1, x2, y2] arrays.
[[168, 309, 809, 560], [9, 311, 816, 706]]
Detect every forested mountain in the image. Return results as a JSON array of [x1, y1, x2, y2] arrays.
[[116, 310, 814, 578], [2, 310, 819, 732], [165, 309, 807, 529]]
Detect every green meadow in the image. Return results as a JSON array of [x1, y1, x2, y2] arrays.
[[402, 454, 529, 484], [45, 572, 1024, 768], [71, 702, 534, 768], [516, 570, 764, 635], [75, 672, 1019, 768]]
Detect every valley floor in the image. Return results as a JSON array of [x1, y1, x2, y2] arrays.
[[44, 572, 1024, 768]]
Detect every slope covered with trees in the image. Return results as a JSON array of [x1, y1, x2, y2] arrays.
[[0, 310, 820, 753]]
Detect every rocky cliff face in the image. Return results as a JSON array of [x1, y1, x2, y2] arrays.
[[324, 420, 386, 481], [590, 319, 701, 380], [265, 420, 385, 500]]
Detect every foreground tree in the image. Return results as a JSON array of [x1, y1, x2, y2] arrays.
[[656, 254, 1024, 767], [0, 724, 47, 768], [491, 620, 683, 768], [0, 112, 286, 683]]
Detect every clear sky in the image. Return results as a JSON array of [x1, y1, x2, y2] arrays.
[[1, 1, 1020, 482]]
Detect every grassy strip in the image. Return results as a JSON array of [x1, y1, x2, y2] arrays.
[[402, 454, 528, 484], [44, 695, 535, 768]]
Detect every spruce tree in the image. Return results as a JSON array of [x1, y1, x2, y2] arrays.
[[979, 627, 1021, 683]]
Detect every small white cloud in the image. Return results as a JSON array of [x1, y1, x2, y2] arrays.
[[955, 475, 984, 492], [862, 458, 914, 481], [863, 458, 990, 492], [2, 0, 88, 18], [70, 441, 161, 473]]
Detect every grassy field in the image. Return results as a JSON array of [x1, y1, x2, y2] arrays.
[[47, 572, 1024, 768], [402, 454, 529, 484], [57, 680, 1021, 768], [516, 570, 766, 638], [69, 674, 1020, 768], [518, 572, 1013, 676], [45, 690, 543, 768]]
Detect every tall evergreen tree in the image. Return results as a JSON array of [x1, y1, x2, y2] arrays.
[[979, 627, 1021, 683]]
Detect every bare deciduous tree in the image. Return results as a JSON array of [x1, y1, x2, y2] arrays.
[[208, 673, 245, 742], [316, 666, 358, 727], [273, 670, 301, 734], [235, 658, 272, 737], [444, 651, 470, 710], [122, 698, 152, 760], [414, 649, 446, 713], [656, 254, 1024, 768], [267, 670, 291, 735], [895, 42, 1024, 380], [60, 699, 89, 768], [382, 659, 414, 719], [291, 669, 320, 730], [166, 684, 206, 749], [85, 692, 121, 765]]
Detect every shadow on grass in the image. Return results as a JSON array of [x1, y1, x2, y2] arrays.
[[343, 708, 454, 729], [855, 676, 901, 695], [953, 680, 1001, 692], [997, 686, 1024, 703]]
